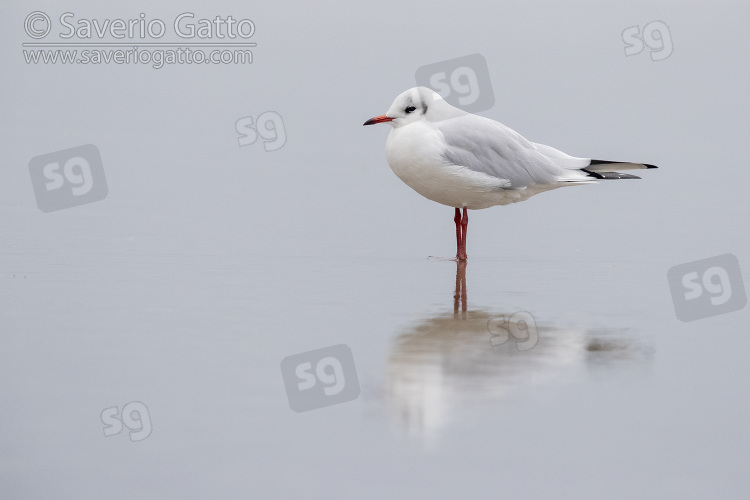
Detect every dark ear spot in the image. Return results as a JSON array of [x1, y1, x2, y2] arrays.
[[422, 104, 428, 114]]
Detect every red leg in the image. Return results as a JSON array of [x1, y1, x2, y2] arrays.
[[454, 207, 461, 260], [457, 207, 468, 261]]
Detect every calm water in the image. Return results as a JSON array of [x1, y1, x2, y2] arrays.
[[3, 236, 748, 498]]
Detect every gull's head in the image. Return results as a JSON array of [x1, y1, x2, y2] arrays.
[[363, 86, 460, 128]]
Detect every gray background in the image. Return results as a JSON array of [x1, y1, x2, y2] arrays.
[[2, 0, 749, 498]]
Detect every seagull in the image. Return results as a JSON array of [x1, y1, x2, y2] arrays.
[[363, 86, 657, 261]]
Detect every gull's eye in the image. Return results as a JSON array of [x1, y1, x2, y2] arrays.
[[405, 106, 416, 114]]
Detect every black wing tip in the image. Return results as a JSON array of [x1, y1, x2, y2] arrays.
[[589, 159, 658, 169], [582, 168, 642, 180]]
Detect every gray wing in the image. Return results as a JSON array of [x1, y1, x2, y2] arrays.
[[436, 115, 589, 188]]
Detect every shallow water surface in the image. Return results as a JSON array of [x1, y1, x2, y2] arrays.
[[3, 243, 747, 498]]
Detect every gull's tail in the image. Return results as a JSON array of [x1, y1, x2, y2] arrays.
[[531, 142, 658, 183], [581, 160, 658, 180]]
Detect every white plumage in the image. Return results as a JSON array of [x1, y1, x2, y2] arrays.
[[367, 86, 655, 210]]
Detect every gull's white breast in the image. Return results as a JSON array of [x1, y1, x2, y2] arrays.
[[385, 121, 535, 210]]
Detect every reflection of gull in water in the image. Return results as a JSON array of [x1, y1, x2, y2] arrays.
[[386, 262, 650, 440]]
